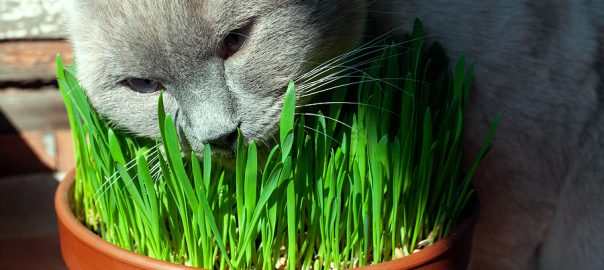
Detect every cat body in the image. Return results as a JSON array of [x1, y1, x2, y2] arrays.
[[68, 1, 604, 269], [372, 1, 604, 269]]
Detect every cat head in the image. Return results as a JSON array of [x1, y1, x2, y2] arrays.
[[69, 0, 367, 157]]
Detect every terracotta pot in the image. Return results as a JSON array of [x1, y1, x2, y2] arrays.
[[55, 170, 196, 270], [56, 170, 476, 270], [354, 209, 476, 270]]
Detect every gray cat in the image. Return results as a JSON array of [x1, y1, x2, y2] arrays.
[[68, 1, 604, 269]]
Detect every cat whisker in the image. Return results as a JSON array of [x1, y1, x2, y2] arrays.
[[296, 48, 418, 96], [300, 75, 408, 98], [260, 139, 271, 151], [92, 146, 159, 202], [112, 152, 161, 200], [297, 60, 393, 94], [297, 44, 396, 84], [148, 154, 162, 177], [298, 44, 439, 99], [300, 77, 403, 100], [151, 162, 163, 181], [296, 113, 360, 135], [309, 75, 435, 93], [298, 63, 389, 93], [299, 44, 423, 89], [300, 75, 434, 98], [270, 133, 279, 148], [298, 26, 404, 77], [301, 125, 340, 145], [297, 101, 401, 118], [297, 35, 431, 85], [297, 41, 397, 83]]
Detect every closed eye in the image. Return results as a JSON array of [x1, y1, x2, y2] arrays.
[[122, 78, 165, 94]]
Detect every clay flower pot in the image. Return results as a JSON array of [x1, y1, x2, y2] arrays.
[[354, 216, 475, 270], [55, 170, 476, 270], [55, 170, 195, 270]]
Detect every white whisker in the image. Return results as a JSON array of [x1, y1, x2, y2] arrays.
[[297, 26, 405, 79], [302, 125, 340, 145], [296, 102, 400, 118], [297, 62, 392, 95], [296, 113, 360, 135], [301, 77, 400, 100], [92, 146, 159, 202], [296, 35, 431, 86]]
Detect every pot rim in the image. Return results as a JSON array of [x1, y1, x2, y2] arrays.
[[56, 169, 475, 269], [354, 210, 474, 269], [55, 169, 197, 269]]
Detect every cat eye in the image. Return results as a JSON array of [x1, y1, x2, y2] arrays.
[[123, 78, 165, 94], [220, 23, 253, 59]]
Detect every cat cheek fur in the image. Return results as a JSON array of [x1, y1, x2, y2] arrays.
[[69, 0, 367, 154]]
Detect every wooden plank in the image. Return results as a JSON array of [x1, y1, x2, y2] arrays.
[[0, 88, 75, 174], [0, 87, 70, 132], [0, 40, 73, 82], [0, 132, 56, 176], [0, 174, 66, 269], [0, 0, 69, 40], [0, 130, 75, 175]]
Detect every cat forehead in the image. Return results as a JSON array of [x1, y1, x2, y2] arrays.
[[78, 0, 290, 22], [71, 0, 308, 79], [73, 0, 301, 49]]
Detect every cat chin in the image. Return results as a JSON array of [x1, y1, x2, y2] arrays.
[[180, 132, 238, 163]]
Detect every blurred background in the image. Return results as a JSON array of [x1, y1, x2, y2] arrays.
[[1, 0, 72, 269]]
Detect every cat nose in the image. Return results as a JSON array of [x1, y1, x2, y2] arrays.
[[207, 127, 238, 151]]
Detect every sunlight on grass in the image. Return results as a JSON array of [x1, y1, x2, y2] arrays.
[[57, 21, 500, 269]]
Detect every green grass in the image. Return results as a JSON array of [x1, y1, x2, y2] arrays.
[[57, 21, 500, 269]]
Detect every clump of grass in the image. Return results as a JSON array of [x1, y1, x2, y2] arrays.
[[58, 21, 500, 269]]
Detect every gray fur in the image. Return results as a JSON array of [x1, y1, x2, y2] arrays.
[[68, 0, 604, 269], [68, 0, 366, 155]]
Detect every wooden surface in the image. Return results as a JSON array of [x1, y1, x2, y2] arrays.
[[0, 130, 75, 176], [0, 173, 67, 270], [0, 87, 70, 132], [0, 0, 69, 40], [0, 88, 74, 175], [0, 40, 73, 82], [0, 3, 71, 267]]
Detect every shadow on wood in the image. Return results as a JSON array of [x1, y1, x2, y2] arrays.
[[0, 109, 53, 177]]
